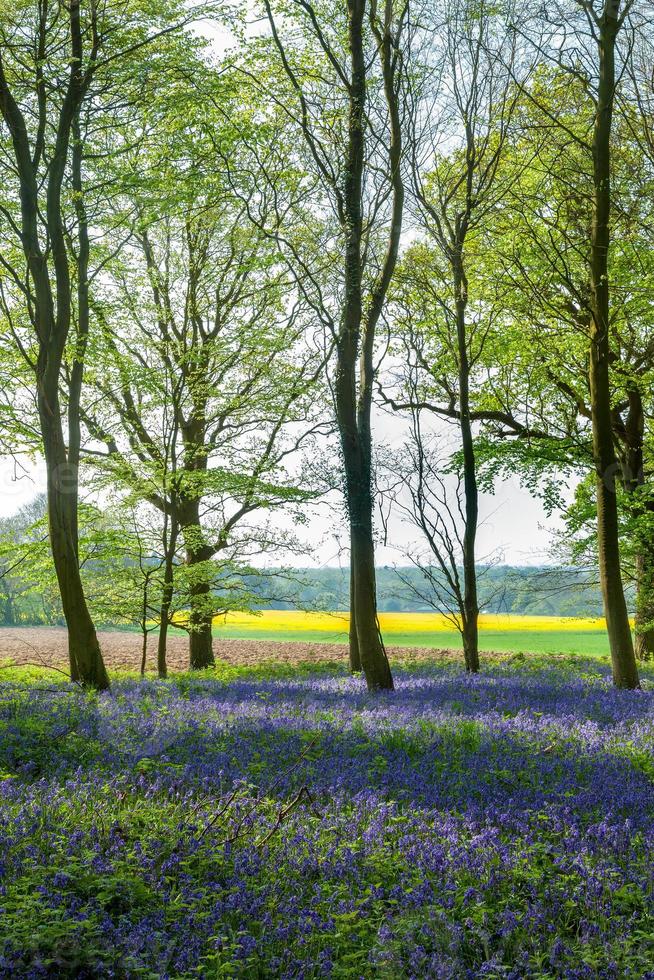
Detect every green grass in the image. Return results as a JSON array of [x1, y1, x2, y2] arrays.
[[211, 624, 611, 656]]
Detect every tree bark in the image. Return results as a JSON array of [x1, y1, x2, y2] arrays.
[[156, 564, 173, 680], [335, 0, 401, 690], [453, 249, 480, 673], [348, 556, 362, 671], [588, 2, 639, 688], [462, 615, 479, 674], [180, 497, 216, 670], [156, 622, 169, 679], [635, 548, 654, 661], [156, 509, 180, 679], [348, 487, 393, 689], [39, 399, 109, 689], [187, 564, 215, 670], [615, 388, 652, 661], [264, 0, 403, 690], [189, 613, 215, 669], [0, 11, 109, 690], [140, 631, 148, 677]]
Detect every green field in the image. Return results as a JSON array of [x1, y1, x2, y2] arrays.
[[211, 623, 612, 656]]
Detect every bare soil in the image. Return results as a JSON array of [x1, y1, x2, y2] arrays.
[[0, 626, 481, 673]]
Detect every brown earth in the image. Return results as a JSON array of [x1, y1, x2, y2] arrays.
[[0, 626, 481, 674]]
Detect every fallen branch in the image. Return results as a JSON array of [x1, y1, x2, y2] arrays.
[[196, 734, 320, 846], [256, 784, 320, 847]]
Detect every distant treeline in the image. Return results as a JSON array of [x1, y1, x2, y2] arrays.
[[244, 566, 624, 618], [0, 559, 627, 628]]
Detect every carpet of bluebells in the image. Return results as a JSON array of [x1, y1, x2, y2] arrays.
[[1, 657, 654, 979]]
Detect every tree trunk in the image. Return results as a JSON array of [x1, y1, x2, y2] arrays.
[[462, 616, 479, 674], [140, 630, 148, 677], [156, 567, 171, 679], [335, 0, 394, 691], [615, 389, 651, 662], [349, 554, 362, 671], [39, 397, 109, 690], [181, 508, 216, 670], [337, 351, 392, 690], [340, 412, 393, 689], [189, 610, 216, 670], [635, 548, 654, 661], [350, 510, 393, 690], [187, 551, 216, 670], [454, 251, 480, 673], [588, 3, 639, 689], [140, 571, 150, 677], [156, 512, 179, 679], [156, 618, 169, 680], [0, 38, 109, 690]]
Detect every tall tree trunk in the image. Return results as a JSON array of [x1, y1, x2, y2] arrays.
[[181, 503, 216, 670], [588, 2, 639, 688], [349, 552, 361, 671], [454, 250, 480, 673], [615, 388, 651, 661], [140, 631, 148, 677], [156, 562, 173, 680], [462, 616, 479, 673], [348, 477, 393, 690], [156, 511, 179, 679], [0, 27, 109, 690], [336, 0, 396, 691], [140, 570, 151, 677], [39, 396, 109, 689], [188, 590, 215, 670], [265, 0, 403, 691], [156, 619, 169, 679], [635, 548, 654, 661], [336, 325, 392, 689]]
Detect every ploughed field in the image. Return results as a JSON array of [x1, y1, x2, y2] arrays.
[[1, 658, 653, 977], [0, 611, 616, 673], [0, 626, 469, 673]]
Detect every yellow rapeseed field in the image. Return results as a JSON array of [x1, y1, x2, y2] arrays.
[[211, 610, 611, 633]]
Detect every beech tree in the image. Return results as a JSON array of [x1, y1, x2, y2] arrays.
[[543, 1, 642, 687], [237, 0, 411, 690], [0, 0, 207, 688], [83, 169, 323, 669], [381, 0, 525, 671], [470, 44, 654, 669], [449, 0, 644, 686]]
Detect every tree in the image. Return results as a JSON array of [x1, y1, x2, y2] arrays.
[[83, 145, 322, 670], [500, 0, 641, 685], [385, 407, 502, 668], [431, 2, 646, 685], [0, 0, 207, 688], [239, 0, 411, 690], [381, 0, 525, 671], [581, 0, 639, 687]]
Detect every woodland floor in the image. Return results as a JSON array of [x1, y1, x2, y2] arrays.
[[1, 657, 652, 976]]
